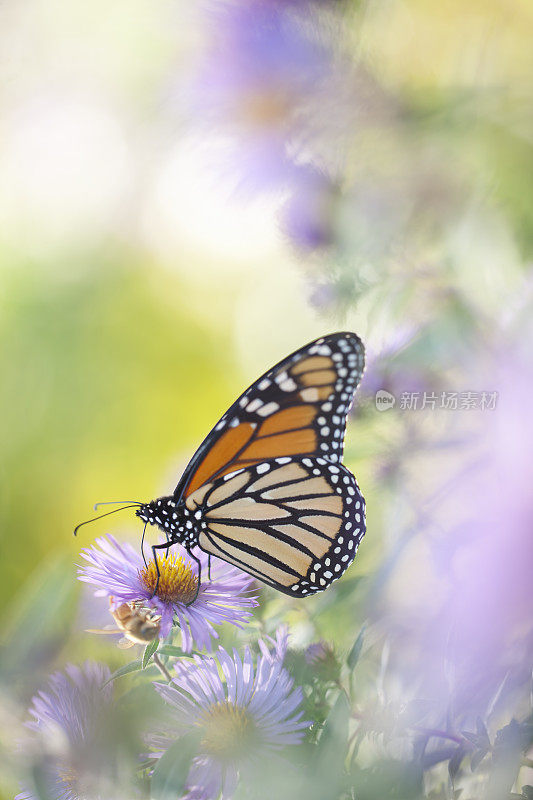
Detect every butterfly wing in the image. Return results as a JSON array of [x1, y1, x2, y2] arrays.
[[175, 332, 364, 502], [189, 456, 365, 596]]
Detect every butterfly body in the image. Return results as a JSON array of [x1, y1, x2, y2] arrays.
[[138, 332, 367, 596], [137, 498, 197, 547], [139, 455, 365, 596]]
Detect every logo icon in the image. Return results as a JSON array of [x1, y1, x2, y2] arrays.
[[375, 390, 395, 411]]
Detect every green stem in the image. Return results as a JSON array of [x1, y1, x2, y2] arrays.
[[153, 652, 172, 682]]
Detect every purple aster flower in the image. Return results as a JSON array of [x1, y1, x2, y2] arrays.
[[281, 166, 338, 252], [304, 640, 340, 682], [150, 628, 310, 800], [187, 0, 339, 196], [16, 661, 115, 800], [78, 535, 258, 652]]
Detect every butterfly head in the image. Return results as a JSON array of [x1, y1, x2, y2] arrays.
[[136, 502, 156, 525], [136, 497, 175, 526], [136, 496, 195, 545]]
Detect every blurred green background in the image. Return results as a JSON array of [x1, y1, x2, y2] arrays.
[[1, 1, 532, 798], [2, 0, 531, 600]]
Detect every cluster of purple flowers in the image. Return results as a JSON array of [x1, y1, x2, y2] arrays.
[[18, 635, 309, 800], [19, 485, 309, 798]]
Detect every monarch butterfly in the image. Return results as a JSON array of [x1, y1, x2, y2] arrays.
[[76, 332, 366, 598]]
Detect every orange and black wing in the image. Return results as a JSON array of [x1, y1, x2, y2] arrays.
[[174, 332, 364, 503], [186, 456, 365, 596]]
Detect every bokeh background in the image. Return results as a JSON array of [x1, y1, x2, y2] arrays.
[[1, 1, 532, 798]]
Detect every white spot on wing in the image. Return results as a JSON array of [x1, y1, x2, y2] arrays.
[[257, 401, 279, 417], [300, 387, 319, 402], [246, 398, 263, 413], [280, 377, 297, 392], [223, 468, 245, 481]]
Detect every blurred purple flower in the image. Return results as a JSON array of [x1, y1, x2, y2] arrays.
[[306, 280, 339, 311], [305, 640, 332, 665], [281, 166, 338, 251], [379, 329, 533, 724], [188, 1, 336, 195], [78, 535, 258, 652], [16, 661, 112, 800], [437, 339, 533, 711], [357, 327, 433, 405], [150, 628, 310, 800], [304, 639, 340, 682]]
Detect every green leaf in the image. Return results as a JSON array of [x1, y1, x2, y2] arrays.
[[142, 638, 159, 668], [448, 746, 466, 780], [347, 623, 366, 670], [488, 719, 527, 800], [151, 733, 200, 800], [157, 645, 189, 659], [31, 763, 55, 800], [470, 747, 489, 771], [350, 760, 424, 800], [313, 691, 350, 799], [101, 660, 142, 687], [462, 730, 482, 747], [318, 692, 350, 757], [0, 557, 77, 679], [495, 719, 533, 754], [476, 716, 490, 744]]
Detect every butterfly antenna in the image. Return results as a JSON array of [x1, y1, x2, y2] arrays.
[[93, 500, 143, 511], [73, 504, 142, 537]]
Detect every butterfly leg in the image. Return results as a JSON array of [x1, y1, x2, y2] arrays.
[[208, 555, 212, 581], [186, 550, 202, 606], [150, 542, 171, 598], [140, 521, 148, 568]]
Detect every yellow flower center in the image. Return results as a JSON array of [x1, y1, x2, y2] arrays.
[[240, 89, 291, 127], [199, 701, 257, 761], [58, 765, 78, 786], [139, 553, 199, 605], [58, 763, 98, 800]]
